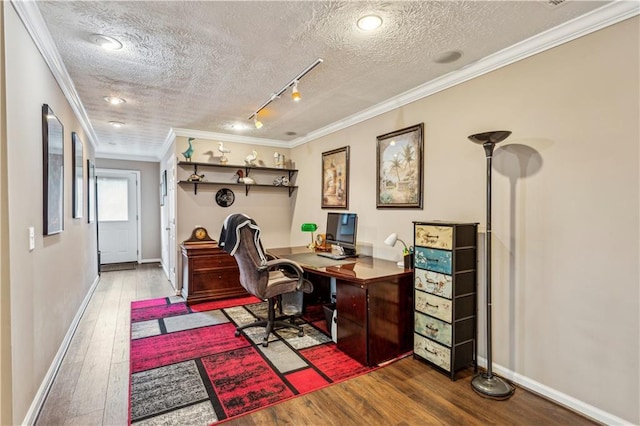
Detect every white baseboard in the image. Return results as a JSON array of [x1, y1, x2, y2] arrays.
[[140, 258, 161, 264], [477, 357, 632, 425], [22, 274, 101, 425]]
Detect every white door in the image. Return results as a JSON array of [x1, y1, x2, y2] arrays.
[[167, 159, 177, 291], [97, 170, 139, 264], [161, 158, 178, 292]]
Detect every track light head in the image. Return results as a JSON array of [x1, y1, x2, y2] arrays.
[[253, 115, 263, 129], [291, 81, 301, 102]]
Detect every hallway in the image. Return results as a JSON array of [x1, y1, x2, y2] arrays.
[[36, 264, 175, 425]]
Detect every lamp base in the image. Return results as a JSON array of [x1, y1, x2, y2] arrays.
[[471, 373, 515, 400]]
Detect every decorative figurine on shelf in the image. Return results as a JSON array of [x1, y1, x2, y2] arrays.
[[274, 152, 285, 168], [233, 169, 255, 185], [182, 137, 195, 162], [273, 176, 289, 186], [245, 150, 258, 166], [188, 173, 205, 182], [218, 142, 231, 164]]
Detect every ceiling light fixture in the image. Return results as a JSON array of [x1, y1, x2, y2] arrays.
[[109, 121, 125, 128], [253, 115, 263, 129], [291, 81, 301, 102], [249, 58, 323, 127], [104, 96, 126, 105], [91, 34, 123, 50], [357, 15, 383, 31]]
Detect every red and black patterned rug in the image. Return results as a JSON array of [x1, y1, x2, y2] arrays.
[[129, 296, 375, 425]]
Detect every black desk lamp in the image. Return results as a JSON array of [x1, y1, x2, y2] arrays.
[[468, 130, 515, 400]]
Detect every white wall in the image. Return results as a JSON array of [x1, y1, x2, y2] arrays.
[[291, 17, 639, 424], [95, 158, 161, 261], [4, 4, 98, 423]]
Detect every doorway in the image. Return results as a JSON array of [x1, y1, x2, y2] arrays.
[[97, 169, 141, 265]]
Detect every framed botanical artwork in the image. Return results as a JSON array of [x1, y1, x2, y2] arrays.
[[72, 132, 84, 219], [42, 104, 64, 235], [376, 123, 424, 209], [87, 159, 96, 223], [321, 146, 349, 209]]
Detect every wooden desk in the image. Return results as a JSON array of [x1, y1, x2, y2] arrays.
[[269, 246, 413, 366]]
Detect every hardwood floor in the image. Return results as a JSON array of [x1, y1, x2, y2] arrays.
[[36, 265, 596, 425]]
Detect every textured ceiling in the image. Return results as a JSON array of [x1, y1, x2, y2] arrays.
[[34, 0, 611, 159]]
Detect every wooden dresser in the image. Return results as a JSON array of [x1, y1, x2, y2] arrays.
[[180, 242, 245, 304]]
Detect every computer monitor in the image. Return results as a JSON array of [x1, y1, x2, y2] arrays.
[[324, 212, 358, 256]]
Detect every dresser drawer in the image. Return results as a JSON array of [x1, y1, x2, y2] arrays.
[[414, 333, 450, 371], [192, 267, 239, 292], [414, 247, 451, 274], [415, 311, 452, 347], [336, 283, 367, 326], [192, 254, 237, 270], [415, 225, 453, 250], [414, 269, 452, 299], [415, 290, 451, 323]]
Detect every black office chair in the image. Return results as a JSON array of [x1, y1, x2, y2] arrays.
[[220, 213, 313, 347]]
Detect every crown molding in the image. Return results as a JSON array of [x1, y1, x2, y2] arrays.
[[11, 0, 100, 153], [172, 128, 291, 149], [290, 0, 640, 148], [94, 151, 161, 162]]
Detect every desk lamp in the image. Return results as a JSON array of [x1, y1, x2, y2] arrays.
[[301, 223, 318, 249], [384, 233, 409, 267], [468, 130, 515, 400]]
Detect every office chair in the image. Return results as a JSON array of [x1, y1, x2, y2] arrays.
[[220, 214, 313, 347]]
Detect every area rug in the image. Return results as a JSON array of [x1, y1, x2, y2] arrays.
[[129, 296, 376, 425]]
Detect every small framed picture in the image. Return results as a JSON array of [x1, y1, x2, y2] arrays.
[[376, 123, 424, 209], [72, 132, 84, 219], [321, 146, 349, 209], [42, 104, 64, 235]]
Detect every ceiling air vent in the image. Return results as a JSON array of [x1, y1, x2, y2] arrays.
[[539, 0, 568, 8]]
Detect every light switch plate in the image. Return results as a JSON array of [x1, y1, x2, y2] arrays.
[[28, 227, 35, 251]]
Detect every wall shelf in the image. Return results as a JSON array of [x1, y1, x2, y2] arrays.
[[177, 161, 298, 196]]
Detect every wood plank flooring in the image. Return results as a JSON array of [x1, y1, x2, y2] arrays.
[[36, 265, 597, 425]]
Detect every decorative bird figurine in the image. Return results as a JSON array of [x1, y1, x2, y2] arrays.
[[182, 138, 195, 162], [234, 169, 255, 185], [244, 150, 258, 166], [218, 142, 231, 164]]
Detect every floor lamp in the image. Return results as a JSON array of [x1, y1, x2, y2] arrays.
[[468, 130, 515, 400]]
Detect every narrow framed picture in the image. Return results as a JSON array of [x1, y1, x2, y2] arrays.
[[376, 123, 424, 209], [42, 104, 64, 235], [321, 146, 349, 209], [72, 132, 84, 219], [87, 159, 96, 223]]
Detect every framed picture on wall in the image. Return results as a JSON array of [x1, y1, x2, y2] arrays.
[[376, 123, 424, 209], [321, 146, 349, 209], [72, 132, 84, 219], [42, 104, 64, 235], [87, 159, 96, 223]]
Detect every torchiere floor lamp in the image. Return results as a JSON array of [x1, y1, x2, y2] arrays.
[[468, 130, 515, 400]]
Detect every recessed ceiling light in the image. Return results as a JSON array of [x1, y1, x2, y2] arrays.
[[357, 15, 383, 31], [91, 34, 123, 50], [104, 96, 126, 105], [433, 50, 463, 64], [109, 121, 125, 128]]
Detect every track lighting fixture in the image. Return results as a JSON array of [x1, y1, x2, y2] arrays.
[[253, 115, 263, 129], [291, 81, 301, 102], [248, 58, 323, 128]]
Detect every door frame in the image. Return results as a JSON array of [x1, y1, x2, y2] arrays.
[[95, 168, 142, 264]]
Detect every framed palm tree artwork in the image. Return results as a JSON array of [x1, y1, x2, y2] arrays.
[[376, 123, 424, 209]]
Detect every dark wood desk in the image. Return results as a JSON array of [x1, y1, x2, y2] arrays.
[[269, 246, 413, 366]]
